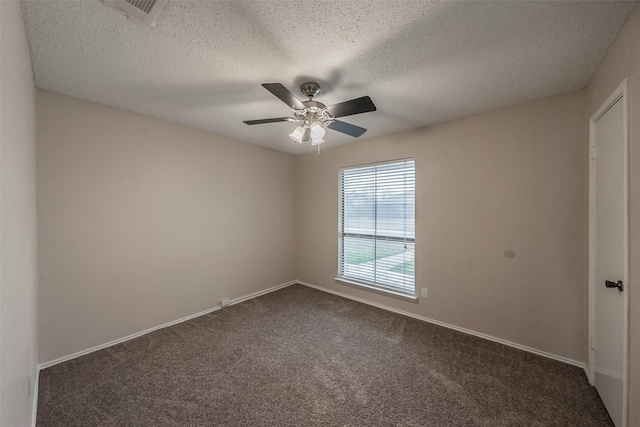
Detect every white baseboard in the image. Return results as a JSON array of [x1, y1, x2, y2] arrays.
[[38, 280, 297, 370], [31, 367, 40, 427], [297, 280, 587, 370]]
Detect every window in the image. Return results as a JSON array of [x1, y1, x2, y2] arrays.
[[338, 159, 415, 297]]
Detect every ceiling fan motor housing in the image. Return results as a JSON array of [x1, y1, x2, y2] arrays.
[[294, 99, 331, 129]]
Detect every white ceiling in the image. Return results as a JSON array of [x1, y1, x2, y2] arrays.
[[22, 0, 637, 155]]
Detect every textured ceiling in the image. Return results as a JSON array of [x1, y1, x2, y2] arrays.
[[22, 0, 637, 155]]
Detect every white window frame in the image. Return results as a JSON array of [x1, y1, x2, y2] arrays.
[[336, 158, 416, 300]]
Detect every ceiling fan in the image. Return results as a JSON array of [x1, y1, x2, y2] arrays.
[[243, 82, 376, 147]]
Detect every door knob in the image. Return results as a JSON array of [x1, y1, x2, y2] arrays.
[[605, 280, 624, 291]]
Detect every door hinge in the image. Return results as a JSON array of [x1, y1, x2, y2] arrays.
[[590, 335, 596, 350], [590, 146, 598, 160]]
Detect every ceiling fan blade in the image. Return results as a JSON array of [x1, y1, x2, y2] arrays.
[[243, 117, 299, 125], [262, 83, 306, 110], [326, 96, 376, 118], [326, 120, 367, 137]]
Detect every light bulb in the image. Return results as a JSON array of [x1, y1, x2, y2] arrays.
[[289, 126, 305, 144]]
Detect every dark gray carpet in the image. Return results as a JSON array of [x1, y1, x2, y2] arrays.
[[37, 284, 612, 426]]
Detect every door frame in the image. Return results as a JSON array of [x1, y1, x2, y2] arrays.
[[588, 78, 629, 426]]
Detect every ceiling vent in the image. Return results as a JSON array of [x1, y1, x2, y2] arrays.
[[103, 0, 168, 27]]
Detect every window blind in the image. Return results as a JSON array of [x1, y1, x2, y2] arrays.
[[339, 159, 415, 295]]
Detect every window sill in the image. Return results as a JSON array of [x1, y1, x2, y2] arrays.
[[334, 277, 418, 302]]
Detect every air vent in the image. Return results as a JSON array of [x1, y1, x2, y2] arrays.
[[127, 0, 155, 14], [103, 0, 168, 27]]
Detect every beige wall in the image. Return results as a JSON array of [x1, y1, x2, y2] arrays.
[[37, 90, 296, 364], [0, 1, 39, 426], [586, 5, 640, 426], [296, 90, 587, 363]]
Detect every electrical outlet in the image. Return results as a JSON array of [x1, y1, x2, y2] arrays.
[[421, 288, 428, 298], [220, 298, 230, 308]]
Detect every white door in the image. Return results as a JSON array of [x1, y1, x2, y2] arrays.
[[589, 81, 628, 427]]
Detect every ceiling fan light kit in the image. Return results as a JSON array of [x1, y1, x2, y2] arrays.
[[244, 82, 376, 152]]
